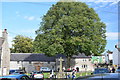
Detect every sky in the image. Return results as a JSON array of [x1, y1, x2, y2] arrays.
[[0, 0, 119, 54]]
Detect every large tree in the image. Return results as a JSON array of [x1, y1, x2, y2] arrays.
[[11, 35, 33, 53], [34, 2, 106, 67]]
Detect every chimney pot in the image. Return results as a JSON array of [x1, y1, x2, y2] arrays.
[[4, 29, 7, 32]]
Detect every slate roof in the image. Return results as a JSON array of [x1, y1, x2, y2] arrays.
[[10, 53, 55, 62], [55, 54, 66, 58], [10, 53, 91, 62], [72, 53, 91, 58]]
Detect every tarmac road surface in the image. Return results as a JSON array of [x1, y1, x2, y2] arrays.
[[75, 73, 120, 80]]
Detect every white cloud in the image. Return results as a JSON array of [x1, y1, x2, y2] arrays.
[[106, 32, 120, 40], [24, 16, 35, 21], [77, 0, 118, 2], [1, 0, 59, 2], [28, 16, 35, 20], [109, 2, 118, 6], [21, 29, 36, 34], [105, 22, 110, 26], [93, 7, 99, 10], [36, 18, 41, 21], [24, 16, 41, 21]]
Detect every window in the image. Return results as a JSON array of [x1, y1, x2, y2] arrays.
[[17, 61, 19, 64], [84, 65, 86, 68], [83, 59, 87, 62], [82, 65, 84, 68], [48, 61, 50, 64], [89, 59, 91, 61], [29, 61, 31, 64], [86, 65, 87, 68], [83, 59, 84, 62], [82, 65, 88, 68], [103, 57, 105, 59]]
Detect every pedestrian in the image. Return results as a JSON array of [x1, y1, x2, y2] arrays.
[[67, 73, 71, 79], [76, 67, 79, 72], [109, 67, 112, 73], [58, 68, 60, 72], [72, 72, 76, 79], [50, 72, 54, 78], [72, 69, 76, 72], [63, 67, 65, 71], [112, 67, 115, 73]]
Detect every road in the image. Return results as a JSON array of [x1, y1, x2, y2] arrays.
[[75, 73, 120, 80]]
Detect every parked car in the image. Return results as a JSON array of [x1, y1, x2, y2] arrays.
[[11, 69, 25, 74], [40, 67, 51, 72], [0, 74, 31, 80], [30, 71, 44, 80], [9, 70, 16, 74], [116, 66, 120, 73], [75, 73, 120, 80], [92, 68, 110, 74]]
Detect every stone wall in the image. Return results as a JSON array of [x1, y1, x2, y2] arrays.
[[10, 61, 56, 73]]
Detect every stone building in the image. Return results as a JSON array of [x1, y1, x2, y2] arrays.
[[105, 52, 113, 64], [10, 53, 55, 73], [0, 29, 94, 74], [10, 53, 94, 73], [113, 43, 120, 67], [0, 29, 10, 76]]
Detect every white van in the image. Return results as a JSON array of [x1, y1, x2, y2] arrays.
[[40, 67, 51, 72]]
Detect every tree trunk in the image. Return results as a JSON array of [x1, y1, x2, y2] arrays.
[[67, 56, 71, 69]]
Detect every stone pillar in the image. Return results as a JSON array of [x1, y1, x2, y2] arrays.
[[57, 57, 64, 78], [1, 29, 10, 76]]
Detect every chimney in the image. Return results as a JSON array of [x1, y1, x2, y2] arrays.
[[2, 29, 8, 40]]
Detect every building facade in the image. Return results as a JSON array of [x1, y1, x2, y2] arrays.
[[0, 29, 94, 74], [10, 53, 56, 73], [10, 53, 94, 73], [104, 52, 113, 64], [0, 29, 10, 76], [112, 43, 120, 67], [113, 49, 120, 67]]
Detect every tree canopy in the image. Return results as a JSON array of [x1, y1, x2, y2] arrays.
[[11, 35, 33, 53], [34, 2, 106, 57]]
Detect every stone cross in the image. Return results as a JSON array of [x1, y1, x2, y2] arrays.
[[58, 57, 64, 72]]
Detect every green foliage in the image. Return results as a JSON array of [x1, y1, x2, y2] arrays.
[[34, 2, 106, 57], [11, 35, 33, 53]]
